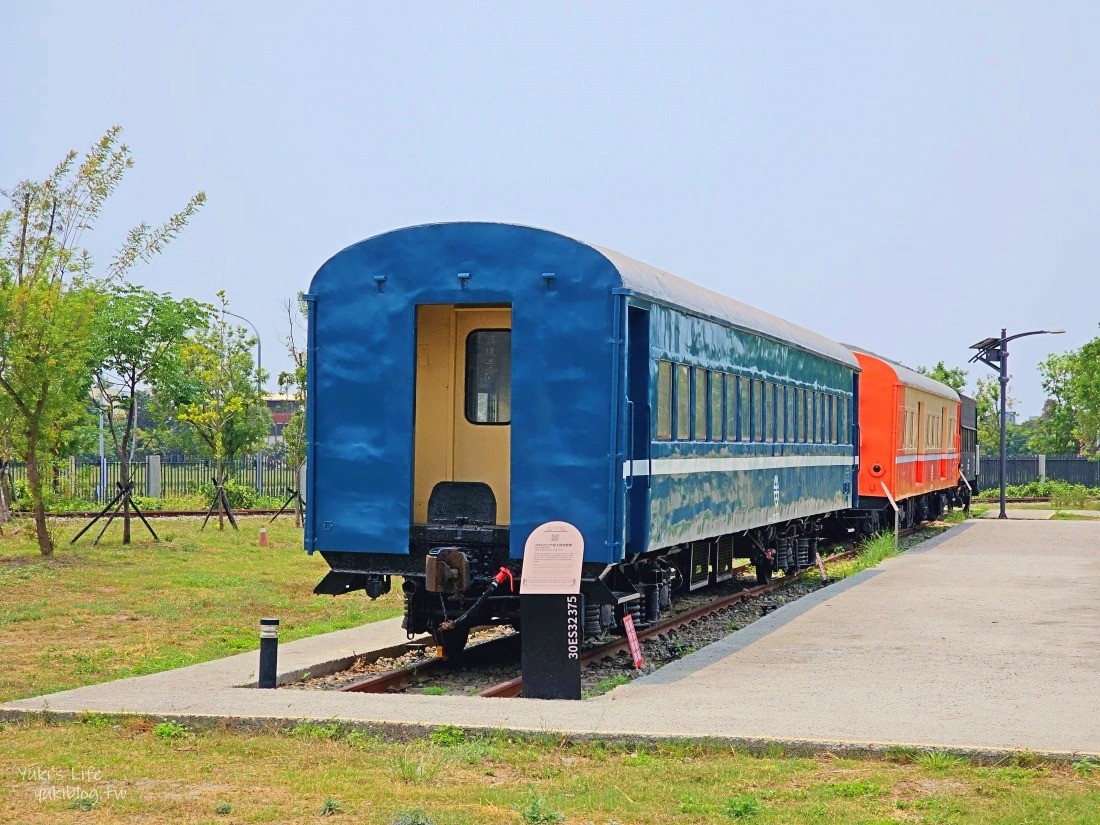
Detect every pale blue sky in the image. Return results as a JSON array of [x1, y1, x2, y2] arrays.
[[3, 2, 1097, 414]]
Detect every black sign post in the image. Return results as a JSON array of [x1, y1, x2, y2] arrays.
[[519, 521, 585, 700], [520, 594, 582, 700]]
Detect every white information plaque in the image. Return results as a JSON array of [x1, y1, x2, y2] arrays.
[[520, 521, 585, 595]]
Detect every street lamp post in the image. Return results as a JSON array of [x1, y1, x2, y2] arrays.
[[970, 328, 1065, 520], [223, 309, 265, 496]]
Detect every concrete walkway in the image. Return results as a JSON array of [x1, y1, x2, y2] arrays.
[[3, 520, 1098, 757]]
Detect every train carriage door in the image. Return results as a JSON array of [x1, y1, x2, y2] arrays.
[[626, 306, 650, 554], [915, 400, 926, 485], [413, 305, 511, 525], [939, 405, 949, 480]]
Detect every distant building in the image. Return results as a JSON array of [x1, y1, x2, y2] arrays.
[[264, 393, 299, 444]]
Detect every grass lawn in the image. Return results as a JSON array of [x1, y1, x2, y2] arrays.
[[0, 516, 402, 703], [4, 509, 1097, 822], [1, 719, 1097, 823]]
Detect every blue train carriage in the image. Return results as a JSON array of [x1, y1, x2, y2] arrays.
[[304, 223, 859, 659]]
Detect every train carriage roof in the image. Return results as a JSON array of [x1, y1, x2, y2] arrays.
[[844, 345, 961, 402], [315, 222, 859, 370], [591, 243, 860, 369]]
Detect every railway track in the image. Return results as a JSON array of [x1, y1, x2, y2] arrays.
[[338, 633, 519, 694], [337, 539, 892, 697], [329, 523, 950, 698], [477, 544, 865, 698]]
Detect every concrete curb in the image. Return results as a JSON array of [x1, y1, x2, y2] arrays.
[[2, 706, 1096, 765]]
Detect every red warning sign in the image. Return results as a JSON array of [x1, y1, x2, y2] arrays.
[[622, 614, 643, 670]]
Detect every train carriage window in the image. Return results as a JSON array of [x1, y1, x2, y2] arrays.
[[675, 365, 690, 440], [752, 380, 764, 442], [786, 387, 796, 442], [770, 382, 778, 442], [465, 329, 511, 424], [794, 389, 803, 442], [725, 375, 737, 441], [776, 385, 786, 443], [841, 397, 849, 444], [806, 392, 813, 443], [740, 377, 751, 441], [710, 372, 723, 441], [819, 393, 827, 443], [830, 395, 838, 444], [693, 368, 707, 441], [810, 392, 819, 443], [805, 392, 813, 443], [796, 390, 804, 443], [656, 361, 672, 441]]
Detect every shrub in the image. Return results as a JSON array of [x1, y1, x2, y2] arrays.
[[516, 796, 565, 824], [154, 720, 189, 741], [428, 725, 465, 746], [723, 794, 763, 818], [1073, 757, 1098, 777], [391, 747, 444, 783], [318, 797, 344, 816], [919, 750, 967, 770], [975, 479, 1100, 503], [199, 478, 259, 510]]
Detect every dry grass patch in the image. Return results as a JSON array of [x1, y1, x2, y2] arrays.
[[1, 720, 1098, 823], [0, 517, 401, 702]]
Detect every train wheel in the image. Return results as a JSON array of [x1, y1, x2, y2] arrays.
[[439, 626, 470, 664]]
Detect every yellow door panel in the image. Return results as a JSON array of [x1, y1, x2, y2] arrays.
[[413, 305, 511, 525], [413, 306, 456, 521], [453, 308, 511, 524]]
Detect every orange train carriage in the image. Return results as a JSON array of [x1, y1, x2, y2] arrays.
[[848, 348, 967, 529]]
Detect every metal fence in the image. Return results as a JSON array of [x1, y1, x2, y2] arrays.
[[4, 456, 303, 502], [978, 454, 1100, 487]]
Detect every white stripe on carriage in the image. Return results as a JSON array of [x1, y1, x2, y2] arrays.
[[623, 454, 857, 478], [896, 453, 959, 464]]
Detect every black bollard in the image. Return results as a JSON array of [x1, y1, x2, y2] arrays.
[[258, 618, 279, 688]]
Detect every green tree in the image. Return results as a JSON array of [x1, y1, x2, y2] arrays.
[[0, 127, 203, 555], [973, 376, 1036, 457], [1070, 332, 1100, 456], [1030, 352, 1081, 455], [157, 292, 270, 525], [1029, 329, 1100, 458], [91, 285, 211, 542], [916, 361, 968, 392]]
